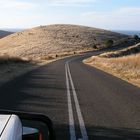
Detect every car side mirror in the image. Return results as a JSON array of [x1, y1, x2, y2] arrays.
[[0, 110, 55, 140], [23, 126, 41, 140]]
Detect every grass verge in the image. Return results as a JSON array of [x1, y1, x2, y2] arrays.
[[0, 51, 86, 86], [83, 53, 140, 88], [0, 55, 51, 86]]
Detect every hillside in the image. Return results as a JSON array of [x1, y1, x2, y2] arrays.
[[0, 24, 129, 59], [99, 42, 140, 58], [0, 30, 13, 39], [84, 42, 140, 87]]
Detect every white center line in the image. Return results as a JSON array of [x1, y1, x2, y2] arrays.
[[66, 61, 89, 140], [65, 63, 76, 140]]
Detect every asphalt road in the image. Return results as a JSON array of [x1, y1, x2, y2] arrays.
[[0, 51, 140, 140]]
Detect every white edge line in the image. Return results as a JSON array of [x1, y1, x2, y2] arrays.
[[65, 63, 76, 140]]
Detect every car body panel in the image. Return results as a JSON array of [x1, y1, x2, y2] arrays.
[[0, 115, 22, 140]]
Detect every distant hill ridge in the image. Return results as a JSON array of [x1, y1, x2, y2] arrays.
[[0, 30, 13, 39], [0, 24, 129, 59]]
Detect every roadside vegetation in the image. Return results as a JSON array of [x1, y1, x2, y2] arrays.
[[0, 50, 86, 86], [84, 41, 140, 88], [0, 55, 30, 64], [104, 39, 114, 48], [0, 54, 39, 86]]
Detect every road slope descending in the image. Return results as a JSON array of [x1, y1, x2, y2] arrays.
[[0, 51, 140, 140]]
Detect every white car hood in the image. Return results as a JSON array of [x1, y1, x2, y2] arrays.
[[0, 114, 22, 140], [0, 115, 11, 136]]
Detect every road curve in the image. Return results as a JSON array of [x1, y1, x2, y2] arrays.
[[0, 51, 140, 140]]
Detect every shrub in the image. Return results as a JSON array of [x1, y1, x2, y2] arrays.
[[105, 39, 114, 47], [134, 35, 139, 40], [0, 55, 28, 64], [93, 44, 97, 49]]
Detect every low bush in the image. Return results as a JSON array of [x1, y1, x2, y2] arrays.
[[0, 55, 29, 65], [105, 39, 114, 47]]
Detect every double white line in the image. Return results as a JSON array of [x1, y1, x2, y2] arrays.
[[65, 61, 88, 140]]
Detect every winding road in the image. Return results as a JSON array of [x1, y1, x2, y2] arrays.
[[0, 51, 140, 140]]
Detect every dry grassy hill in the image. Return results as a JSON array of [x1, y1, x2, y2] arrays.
[[0, 24, 129, 59], [0, 30, 13, 39]]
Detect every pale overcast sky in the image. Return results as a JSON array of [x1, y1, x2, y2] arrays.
[[0, 0, 140, 30]]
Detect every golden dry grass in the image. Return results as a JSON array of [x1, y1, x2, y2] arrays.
[[84, 48, 140, 87]]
